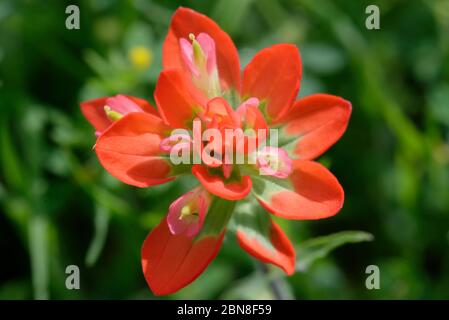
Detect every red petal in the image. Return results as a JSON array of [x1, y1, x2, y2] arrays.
[[278, 94, 351, 160], [80, 95, 159, 133], [236, 101, 269, 153], [80, 97, 111, 133], [126, 96, 160, 117], [141, 218, 224, 296], [242, 44, 302, 122], [205, 97, 240, 128], [237, 219, 295, 275], [154, 69, 208, 129], [95, 112, 176, 187], [256, 160, 344, 220], [163, 7, 241, 91], [192, 165, 252, 201]]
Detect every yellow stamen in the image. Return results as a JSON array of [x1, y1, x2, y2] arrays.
[[180, 205, 191, 220], [189, 33, 206, 68], [179, 204, 199, 224], [104, 106, 123, 121]]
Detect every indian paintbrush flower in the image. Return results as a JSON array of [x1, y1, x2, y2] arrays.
[[80, 7, 352, 296]]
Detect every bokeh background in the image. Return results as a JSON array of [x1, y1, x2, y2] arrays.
[[1, 0, 449, 299]]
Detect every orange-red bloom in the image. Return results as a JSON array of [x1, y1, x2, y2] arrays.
[[80, 7, 351, 296]]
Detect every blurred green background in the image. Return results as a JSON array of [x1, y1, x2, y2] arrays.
[[1, 0, 449, 299]]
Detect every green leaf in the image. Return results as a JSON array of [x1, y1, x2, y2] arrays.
[[85, 206, 110, 267], [0, 181, 5, 200], [221, 270, 293, 300], [29, 214, 50, 300], [296, 231, 374, 272], [429, 84, 449, 126], [21, 105, 48, 177], [0, 119, 26, 191]]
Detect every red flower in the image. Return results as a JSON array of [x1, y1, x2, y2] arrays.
[[80, 7, 351, 296]]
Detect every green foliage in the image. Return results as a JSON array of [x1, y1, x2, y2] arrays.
[[221, 268, 294, 300], [296, 231, 374, 272], [85, 206, 110, 267]]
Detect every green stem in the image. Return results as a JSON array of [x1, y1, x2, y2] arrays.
[[257, 262, 287, 300]]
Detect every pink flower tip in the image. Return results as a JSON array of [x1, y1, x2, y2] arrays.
[[180, 32, 217, 77], [166, 188, 209, 237], [257, 146, 293, 178], [105, 94, 141, 115]]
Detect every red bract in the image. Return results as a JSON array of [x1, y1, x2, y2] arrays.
[[80, 7, 351, 296]]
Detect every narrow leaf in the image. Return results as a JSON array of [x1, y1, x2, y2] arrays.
[[0, 120, 26, 191], [296, 231, 373, 272], [85, 206, 110, 267], [221, 270, 293, 300], [29, 215, 50, 300]]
